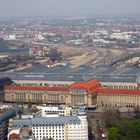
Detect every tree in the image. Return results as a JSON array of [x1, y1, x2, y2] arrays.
[[133, 106, 140, 119], [108, 127, 122, 140], [27, 100, 32, 110], [110, 119, 140, 140], [102, 107, 121, 127]]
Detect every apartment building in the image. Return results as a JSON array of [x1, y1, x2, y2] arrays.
[[11, 113, 88, 140]]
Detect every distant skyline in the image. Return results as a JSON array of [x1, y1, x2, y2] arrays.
[[0, 0, 140, 18]]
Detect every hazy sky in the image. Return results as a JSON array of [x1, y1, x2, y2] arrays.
[[0, 0, 140, 17]]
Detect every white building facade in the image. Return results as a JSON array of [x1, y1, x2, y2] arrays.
[[12, 114, 88, 140], [67, 113, 88, 140], [36, 106, 72, 117]]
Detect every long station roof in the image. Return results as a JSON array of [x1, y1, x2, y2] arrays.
[[0, 65, 140, 83]]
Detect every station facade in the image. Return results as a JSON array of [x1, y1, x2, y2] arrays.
[[4, 79, 100, 106], [4, 79, 140, 107]]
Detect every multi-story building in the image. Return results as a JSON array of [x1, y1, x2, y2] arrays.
[[29, 46, 49, 57], [0, 106, 22, 140], [8, 127, 35, 140], [36, 105, 73, 117], [0, 77, 13, 101], [2, 65, 140, 108], [4, 78, 140, 108], [4, 79, 100, 106], [97, 88, 140, 107], [11, 113, 88, 140]]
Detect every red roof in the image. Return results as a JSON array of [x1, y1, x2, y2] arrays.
[[4, 82, 140, 95], [5, 80, 101, 94], [32, 48, 43, 52], [9, 133, 20, 139], [98, 88, 140, 94], [5, 85, 68, 91], [70, 79, 101, 94]]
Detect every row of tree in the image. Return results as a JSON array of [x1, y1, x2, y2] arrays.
[[108, 119, 140, 140], [101, 107, 140, 140]]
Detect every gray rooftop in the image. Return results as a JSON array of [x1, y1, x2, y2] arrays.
[[0, 106, 22, 124], [0, 65, 140, 83], [18, 65, 116, 75], [19, 65, 70, 73], [13, 116, 80, 127], [17, 65, 140, 75], [0, 73, 86, 82], [96, 75, 138, 83]]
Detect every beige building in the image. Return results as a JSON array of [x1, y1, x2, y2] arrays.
[[11, 114, 88, 140], [4, 78, 140, 108], [4, 80, 100, 106], [97, 88, 140, 107], [101, 81, 138, 90]]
